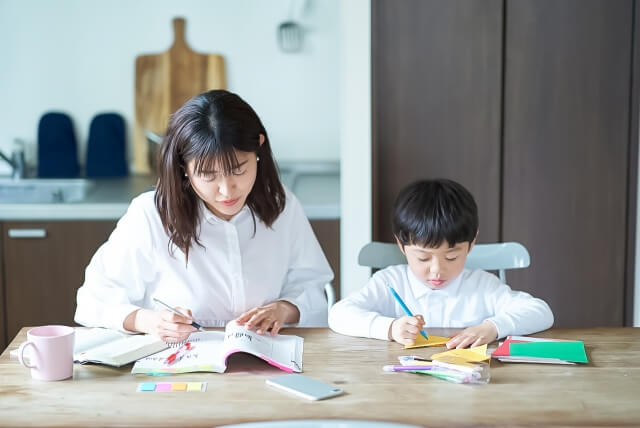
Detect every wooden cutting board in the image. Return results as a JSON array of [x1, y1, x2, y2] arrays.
[[133, 17, 226, 174]]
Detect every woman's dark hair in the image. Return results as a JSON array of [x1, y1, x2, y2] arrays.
[[392, 178, 478, 248], [155, 89, 285, 261]]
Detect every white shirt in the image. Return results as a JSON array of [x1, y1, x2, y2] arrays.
[[328, 264, 553, 340], [75, 189, 333, 332]]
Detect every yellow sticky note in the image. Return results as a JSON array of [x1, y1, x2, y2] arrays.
[[171, 382, 187, 391], [431, 344, 490, 362], [404, 335, 450, 349], [186, 382, 202, 392]]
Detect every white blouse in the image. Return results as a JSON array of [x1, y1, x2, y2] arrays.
[[328, 265, 553, 340], [75, 189, 333, 332]]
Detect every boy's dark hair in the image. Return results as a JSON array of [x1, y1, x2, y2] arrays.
[[392, 178, 478, 248]]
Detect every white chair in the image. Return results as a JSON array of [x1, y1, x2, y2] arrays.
[[357, 241, 530, 283], [324, 283, 336, 309]]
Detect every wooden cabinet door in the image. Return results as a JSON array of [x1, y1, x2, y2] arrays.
[[2, 221, 116, 347], [502, 0, 635, 327], [372, 0, 504, 244]]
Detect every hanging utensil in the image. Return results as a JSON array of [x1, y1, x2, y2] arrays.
[[277, 0, 306, 53]]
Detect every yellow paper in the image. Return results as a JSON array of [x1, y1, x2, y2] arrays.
[[430, 344, 490, 362], [404, 335, 450, 349]]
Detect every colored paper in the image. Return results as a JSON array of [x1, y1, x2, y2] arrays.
[[509, 341, 588, 363], [431, 344, 490, 362], [404, 335, 450, 349], [139, 382, 156, 392]]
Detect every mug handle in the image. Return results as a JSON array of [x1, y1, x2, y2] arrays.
[[18, 341, 37, 369]]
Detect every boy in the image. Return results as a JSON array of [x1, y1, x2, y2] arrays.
[[328, 179, 553, 348]]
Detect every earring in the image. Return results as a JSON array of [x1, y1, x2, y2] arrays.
[[256, 156, 260, 162], [184, 173, 188, 177]]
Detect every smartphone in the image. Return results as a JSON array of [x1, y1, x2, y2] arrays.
[[265, 374, 343, 401]]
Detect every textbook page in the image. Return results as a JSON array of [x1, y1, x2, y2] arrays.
[[131, 322, 304, 375], [222, 321, 304, 372]]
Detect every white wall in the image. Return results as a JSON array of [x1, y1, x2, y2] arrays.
[[0, 0, 339, 170], [339, 0, 371, 297]]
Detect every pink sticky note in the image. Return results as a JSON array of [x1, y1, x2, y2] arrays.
[[155, 383, 172, 392]]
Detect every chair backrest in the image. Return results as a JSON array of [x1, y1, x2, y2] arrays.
[[357, 241, 530, 283]]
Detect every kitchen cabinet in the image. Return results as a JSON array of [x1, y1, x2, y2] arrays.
[[310, 219, 341, 301], [0, 221, 116, 350], [372, 0, 638, 327]]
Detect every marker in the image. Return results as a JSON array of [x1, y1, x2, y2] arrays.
[[383, 365, 434, 372], [152, 298, 205, 331], [387, 284, 428, 339], [165, 342, 193, 365]]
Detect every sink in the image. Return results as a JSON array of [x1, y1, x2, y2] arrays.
[[0, 179, 94, 203]]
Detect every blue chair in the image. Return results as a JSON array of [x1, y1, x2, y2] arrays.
[[37, 112, 79, 178], [86, 113, 128, 178], [357, 241, 530, 283]]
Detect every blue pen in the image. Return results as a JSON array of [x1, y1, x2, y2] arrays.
[[387, 284, 428, 339]]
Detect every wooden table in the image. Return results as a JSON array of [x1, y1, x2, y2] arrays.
[[1, 327, 639, 427]]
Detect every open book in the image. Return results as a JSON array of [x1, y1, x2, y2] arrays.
[[10, 328, 168, 367], [73, 328, 168, 367], [131, 321, 304, 375]]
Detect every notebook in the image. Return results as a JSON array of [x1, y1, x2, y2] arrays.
[[492, 335, 588, 364], [131, 321, 304, 375], [10, 328, 168, 367]]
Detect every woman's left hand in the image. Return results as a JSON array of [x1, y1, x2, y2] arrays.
[[446, 320, 498, 349], [235, 301, 300, 336]]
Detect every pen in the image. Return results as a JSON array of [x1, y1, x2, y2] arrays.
[[387, 284, 428, 339], [383, 364, 434, 372], [152, 298, 205, 331]]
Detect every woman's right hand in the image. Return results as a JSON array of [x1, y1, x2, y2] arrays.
[[124, 308, 197, 343], [388, 315, 425, 345]]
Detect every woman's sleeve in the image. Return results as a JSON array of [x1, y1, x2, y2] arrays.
[[74, 196, 159, 332], [278, 195, 334, 327]]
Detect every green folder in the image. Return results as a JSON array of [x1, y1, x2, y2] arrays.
[[509, 341, 588, 363]]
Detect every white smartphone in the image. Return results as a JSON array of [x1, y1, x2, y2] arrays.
[[265, 374, 344, 401]]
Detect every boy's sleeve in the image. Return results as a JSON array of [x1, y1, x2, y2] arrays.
[[483, 276, 554, 339], [328, 271, 398, 340]]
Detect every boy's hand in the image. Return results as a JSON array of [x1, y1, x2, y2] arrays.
[[388, 315, 425, 345], [125, 307, 197, 343], [235, 301, 300, 336], [446, 320, 498, 349]]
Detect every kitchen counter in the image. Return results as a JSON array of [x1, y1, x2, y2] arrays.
[[0, 169, 340, 221]]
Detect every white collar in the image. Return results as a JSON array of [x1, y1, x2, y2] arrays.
[[407, 266, 464, 299]]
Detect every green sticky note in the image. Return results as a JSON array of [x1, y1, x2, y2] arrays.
[[510, 341, 588, 363]]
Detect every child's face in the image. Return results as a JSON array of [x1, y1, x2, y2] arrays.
[[398, 240, 474, 289]]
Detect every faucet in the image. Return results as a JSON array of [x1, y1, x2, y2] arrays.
[[0, 139, 26, 180]]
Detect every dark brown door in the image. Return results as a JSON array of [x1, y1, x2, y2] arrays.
[[310, 220, 341, 301], [502, 0, 635, 327], [372, 0, 504, 244], [2, 221, 116, 347]]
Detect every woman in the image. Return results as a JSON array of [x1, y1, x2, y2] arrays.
[[75, 90, 333, 342]]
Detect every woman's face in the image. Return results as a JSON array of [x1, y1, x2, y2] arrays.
[[186, 146, 260, 221]]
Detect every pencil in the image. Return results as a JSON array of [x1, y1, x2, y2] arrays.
[[387, 284, 428, 339], [152, 298, 205, 331]]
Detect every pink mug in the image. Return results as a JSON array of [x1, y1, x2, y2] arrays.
[[18, 325, 75, 381]]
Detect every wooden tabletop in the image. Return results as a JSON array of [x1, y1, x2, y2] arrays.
[[1, 327, 639, 427]]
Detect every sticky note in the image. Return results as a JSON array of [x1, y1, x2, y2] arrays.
[[186, 382, 201, 391], [431, 344, 490, 362], [404, 335, 450, 349], [155, 383, 172, 392], [139, 382, 156, 392], [171, 383, 187, 391]]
